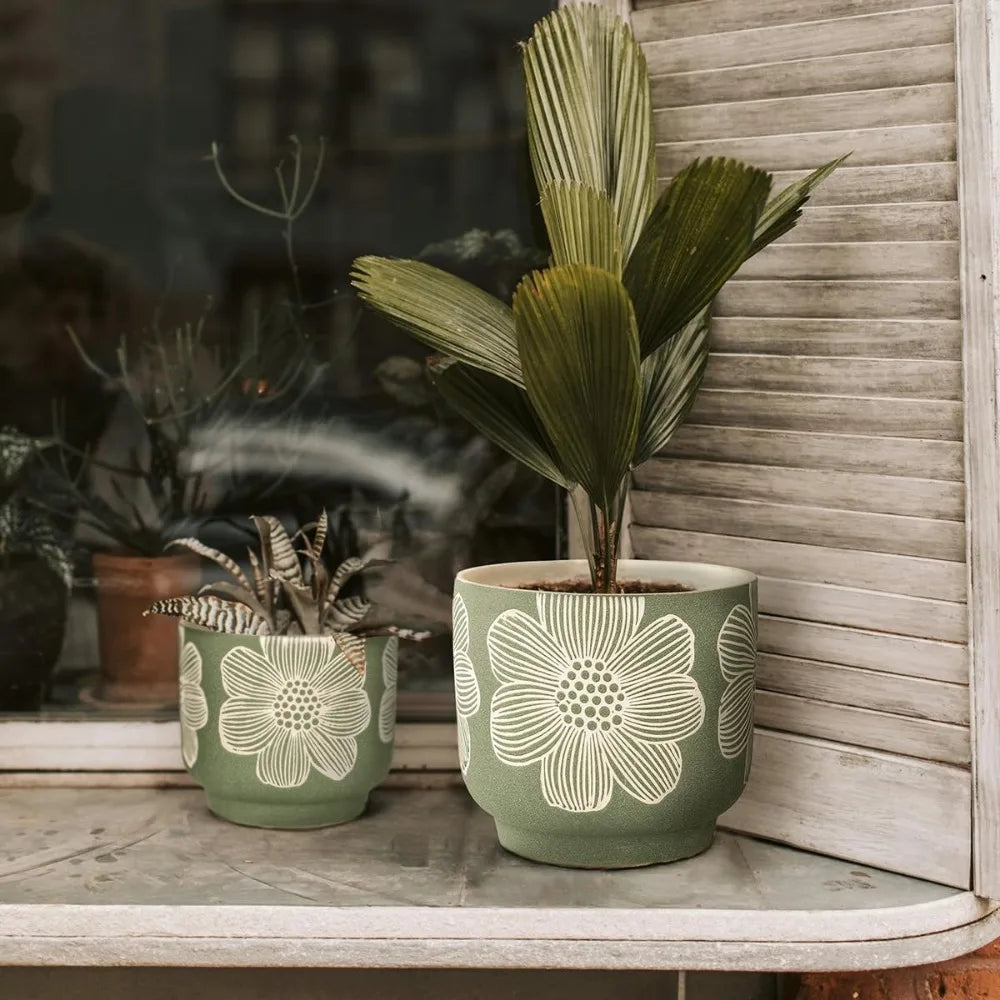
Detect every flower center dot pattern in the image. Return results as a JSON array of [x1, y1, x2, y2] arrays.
[[555, 660, 626, 733], [272, 680, 321, 732]]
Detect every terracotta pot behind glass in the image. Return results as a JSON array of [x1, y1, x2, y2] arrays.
[[92, 553, 200, 704]]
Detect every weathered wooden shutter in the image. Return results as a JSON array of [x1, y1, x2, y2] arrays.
[[627, 0, 989, 889]]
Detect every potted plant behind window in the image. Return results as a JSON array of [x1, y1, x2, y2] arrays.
[[147, 511, 424, 829], [351, 3, 844, 868], [0, 428, 73, 710]]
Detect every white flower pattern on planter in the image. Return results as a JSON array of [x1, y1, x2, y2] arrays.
[[378, 641, 397, 744], [453, 593, 480, 774], [487, 593, 705, 813], [717, 595, 757, 779], [218, 636, 371, 788], [179, 641, 209, 768]]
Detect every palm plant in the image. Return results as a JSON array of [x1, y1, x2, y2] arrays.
[[351, 3, 843, 592]]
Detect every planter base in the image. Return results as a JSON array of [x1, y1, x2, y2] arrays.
[[204, 792, 369, 830], [494, 820, 716, 869]]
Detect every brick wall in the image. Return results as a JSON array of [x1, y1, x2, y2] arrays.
[[797, 940, 1000, 999]]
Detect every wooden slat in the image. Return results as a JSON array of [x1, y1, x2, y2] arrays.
[[629, 491, 965, 560], [720, 730, 971, 887], [660, 426, 965, 480], [780, 205, 959, 244], [736, 242, 958, 281], [641, 7, 955, 76], [687, 391, 963, 440], [632, 0, 945, 41], [634, 460, 964, 519], [654, 84, 956, 142], [650, 45, 955, 106], [765, 163, 957, 206], [703, 356, 962, 399], [757, 653, 969, 724], [757, 576, 967, 645], [710, 317, 962, 359], [754, 691, 971, 765], [758, 617, 968, 685], [629, 527, 967, 601], [658, 123, 956, 174]]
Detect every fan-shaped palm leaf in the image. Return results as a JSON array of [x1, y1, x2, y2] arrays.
[[540, 182, 623, 275]]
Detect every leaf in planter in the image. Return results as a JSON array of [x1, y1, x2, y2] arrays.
[[524, 2, 656, 260], [351, 257, 523, 386], [431, 359, 569, 488], [144, 595, 271, 635], [167, 537, 253, 593], [749, 154, 848, 258], [197, 580, 271, 626], [333, 631, 368, 674], [273, 574, 322, 635], [247, 548, 269, 602], [625, 157, 771, 357], [254, 516, 302, 585], [633, 308, 711, 466], [513, 264, 641, 508], [540, 182, 623, 275], [326, 595, 372, 631], [327, 556, 366, 606]]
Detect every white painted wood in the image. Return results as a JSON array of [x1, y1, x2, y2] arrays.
[[757, 577, 967, 647], [641, 8, 955, 77], [721, 731, 971, 887], [651, 45, 955, 107], [702, 355, 962, 399], [715, 281, 959, 320], [754, 692, 971, 765], [757, 617, 969, 686], [629, 491, 965, 561], [633, 0, 945, 41], [634, 460, 965, 519], [736, 242, 958, 281], [710, 317, 961, 359], [756, 654, 969, 725], [630, 527, 967, 601], [655, 84, 956, 142], [955, 0, 1000, 898], [0, 786, 993, 970], [658, 123, 955, 174], [766, 163, 957, 207], [779, 205, 959, 243], [687, 390, 963, 440], [660, 426, 965, 481]]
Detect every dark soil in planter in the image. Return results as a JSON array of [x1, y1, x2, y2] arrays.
[[516, 579, 693, 594]]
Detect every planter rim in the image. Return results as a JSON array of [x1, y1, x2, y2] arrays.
[[456, 558, 755, 594]]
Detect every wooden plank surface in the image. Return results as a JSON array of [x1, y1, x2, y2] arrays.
[[955, 0, 1000, 897], [658, 123, 955, 174], [757, 617, 969, 685], [754, 692, 971, 764], [654, 84, 956, 141], [702, 355, 962, 399], [632, 0, 945, 40], [650, 45, 955, 107], [709, 317, 962, 359], [765, 163, 957, 206], [778, 205, 959, 244], [736, 242, 958, 281], [687, 390, 963, 439], [641, 8, 955, 76], [629, 491, 965, 560], [720, 730, 971, 887], [630, 527, 967, 601], [659, 426, 965, 480], [756, 654, 969, 725], [634, 460, 964, 519]]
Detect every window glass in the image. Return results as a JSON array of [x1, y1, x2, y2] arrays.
[[0, 0, 557, 722]]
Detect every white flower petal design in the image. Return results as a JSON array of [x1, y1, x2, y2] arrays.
[[717, 599, 758, 777], [378, 641, 398, 744], [218, 636, 371, 788], [453, 593, 480, 774], [487, 593, 705, 813], [179, 642, 209, 768]]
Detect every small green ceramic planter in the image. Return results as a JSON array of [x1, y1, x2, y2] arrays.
[[178, 624, 397, 829], [453, 559, 756, 869]]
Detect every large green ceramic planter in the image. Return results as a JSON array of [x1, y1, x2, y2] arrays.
[[179, 624, 397, 829], [453, 559, 757, 868]]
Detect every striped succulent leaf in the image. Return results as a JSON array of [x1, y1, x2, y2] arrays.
[[144, 596, 271, 635]]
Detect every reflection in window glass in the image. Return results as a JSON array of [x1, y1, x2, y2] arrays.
[[0, 0, 556, 720]]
